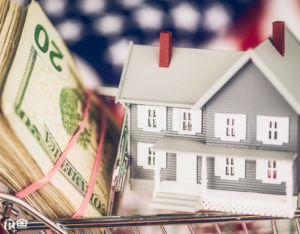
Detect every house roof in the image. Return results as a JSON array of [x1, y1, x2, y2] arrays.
[[152, 137, 296, 161], [250, 27, 300, 115], [117, 27, 300, 115], [116, 42, 245, 108]]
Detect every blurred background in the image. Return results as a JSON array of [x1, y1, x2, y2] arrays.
[[12, 0, 300, 87], [3, 0, 300, 233]]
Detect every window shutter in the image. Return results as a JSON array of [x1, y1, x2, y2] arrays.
[[280, 117, 289, 143], [256, 159, 266, 180], [214, 156, 225, 177], [215, 113, 224, 138], [137, 142, 146, 166], [158, 107, 167, 131], [237, 114, 247, 140], [256, 115, 266, 141], [137, 105, 145, 128], [235, 158, 246, 179], [172, 108, 180, 131], [157, 151, 167, 168], [276, 160, 288, 182], [193, 110, 202, 133]]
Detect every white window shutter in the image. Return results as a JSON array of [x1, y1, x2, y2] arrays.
[[280, 117, 289, 143], [276, 160, 288, 183], [215, 113, 224, 138], [193, 110, 202, 133], [172, 108, 180, 131], [256, 159, 266, 180], [158, 107, 167, 131], [214, 157, 225, 177], [237, 114, 247, 140], [256, 115, 266, 141], [157, 151, 167, 168], [137, 105, 145, 128], [137, 143, 146, 167], [235, 158, 246, 179]]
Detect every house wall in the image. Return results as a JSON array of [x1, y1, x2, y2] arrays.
[[205, 61, 298, 152], [130, 104, 206, 184], [129, 60, 299, 196], [197, 157, 298, 196]]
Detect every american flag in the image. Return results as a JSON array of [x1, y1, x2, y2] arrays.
[[14, 0, 300, 88]]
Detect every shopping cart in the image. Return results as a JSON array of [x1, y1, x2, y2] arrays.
[[1, 88, 300, 234]]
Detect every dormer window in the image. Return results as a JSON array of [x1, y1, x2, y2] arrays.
[[214, 113, 247, 142], [172, 108, 202, 135], [256, 116, 289, 145], [137, 105, 166, 132]]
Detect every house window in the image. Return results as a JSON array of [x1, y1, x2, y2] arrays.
[[268, 121, 278, 140], [256, 159, 288, 184], [172, 108, 202, 135], [147, 109, 157, 128], [225, 157, 235, 176], [137, 105, 166, 132], [226, 118, 235, 137], [182, 111, 192, 132], [256, 116, 289, 145], [214, 113, 247, 142], [267, 160, 277, 179], [147, 147, 155, 167], [215, 156, 245, 180], [137, 142, 166, 169]]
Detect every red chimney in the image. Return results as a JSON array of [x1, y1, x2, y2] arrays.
[[272, 21, 285, 56], [159, 31, 172, 67]]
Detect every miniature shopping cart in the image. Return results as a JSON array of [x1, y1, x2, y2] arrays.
[[1, 88, 300, 234]]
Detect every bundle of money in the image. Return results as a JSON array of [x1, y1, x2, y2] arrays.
[[0, 0, 121, 233]]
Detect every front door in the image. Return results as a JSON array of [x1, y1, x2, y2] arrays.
[[176, 154, 197, 184]]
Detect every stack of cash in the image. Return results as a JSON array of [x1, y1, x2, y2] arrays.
[[0, 0, 121, 233]]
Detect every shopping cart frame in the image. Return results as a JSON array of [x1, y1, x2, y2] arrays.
[[1, 191, 300, 234]]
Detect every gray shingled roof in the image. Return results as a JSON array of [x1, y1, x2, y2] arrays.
[[116, 43, 245, 108], [117, 27, 300, 115], [253, 27, 300, 115], [152, 137, 296, 160]]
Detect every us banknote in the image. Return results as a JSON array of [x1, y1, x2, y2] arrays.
[[0, 0, 121, 231]]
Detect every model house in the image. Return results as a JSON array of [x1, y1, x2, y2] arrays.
[[115, 22, 300, 218]]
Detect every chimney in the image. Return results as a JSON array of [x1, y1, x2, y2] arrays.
[[159, 31, 172, 67], [272, 21, 285, 56]]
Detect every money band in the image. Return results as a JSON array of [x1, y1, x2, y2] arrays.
[[72, 97, 107, 218], [15, 90, 107, 218]]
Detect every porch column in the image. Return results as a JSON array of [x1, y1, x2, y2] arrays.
[[153, 153, 161, 196], [286, 161, 294, 216], [201, 155, 208, 196]]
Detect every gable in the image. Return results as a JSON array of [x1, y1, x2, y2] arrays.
[[205, 60, 298, 152], [253, 28, 300, 115], [194, 27, 300, 115]]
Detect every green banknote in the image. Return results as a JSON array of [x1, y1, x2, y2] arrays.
[[0, 0, 120, 225]]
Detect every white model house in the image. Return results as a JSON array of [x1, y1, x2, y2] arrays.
[[116, 22, 300, 217]]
